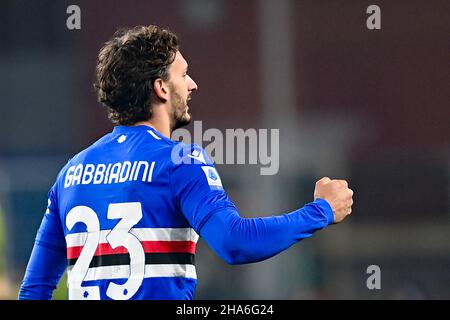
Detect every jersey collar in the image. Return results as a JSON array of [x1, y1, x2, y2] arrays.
[[113, 125, 166, 140]]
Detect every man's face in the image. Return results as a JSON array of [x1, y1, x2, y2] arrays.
[[166, 51, 198, 130]]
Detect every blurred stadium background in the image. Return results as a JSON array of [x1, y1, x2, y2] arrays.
[[0, 0, 449, 299]]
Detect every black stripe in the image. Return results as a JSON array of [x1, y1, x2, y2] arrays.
[[68, 253, 195, 267]]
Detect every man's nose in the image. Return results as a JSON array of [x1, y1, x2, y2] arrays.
[[188, 76, 198, 92]]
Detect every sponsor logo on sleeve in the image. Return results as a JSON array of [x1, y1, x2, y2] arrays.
[[187, 149, 207, 164], [201, 166, 223, 189]]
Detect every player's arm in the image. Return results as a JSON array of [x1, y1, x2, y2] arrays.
[[200, 201, 333, 264], [18, 187, 67, 300], [171, 146, 353, 265], [199, 178, 351, 264]]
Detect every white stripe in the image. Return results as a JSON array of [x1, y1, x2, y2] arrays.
[[68, 264, 197, 282], [66, 228, 199, 247], [147, 130, 161, 140], [147, 161, 155, 182]]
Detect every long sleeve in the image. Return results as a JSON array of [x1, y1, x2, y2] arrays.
[[198, 198, 333, 264], [18, 187, 67, 300], [170, 144, 334, 265]]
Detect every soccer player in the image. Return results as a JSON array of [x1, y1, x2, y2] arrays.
[[18, 25, 353, 300]]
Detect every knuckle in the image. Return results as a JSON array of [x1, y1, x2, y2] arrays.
[[348, 188, 354, 196], [317, 177, 330, 185], [330, 180, 340, 187], [333, 180, 348, 189]]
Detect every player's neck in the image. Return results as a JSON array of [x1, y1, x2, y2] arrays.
[[134, 111, 172, 139]]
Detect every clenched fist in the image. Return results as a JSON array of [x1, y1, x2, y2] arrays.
[[314, 177, 353, 223]]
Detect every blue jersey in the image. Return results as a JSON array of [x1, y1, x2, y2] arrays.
[[19, 125, 334, 300]]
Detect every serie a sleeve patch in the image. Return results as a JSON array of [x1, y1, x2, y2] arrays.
[[201, 166, 223, 189]]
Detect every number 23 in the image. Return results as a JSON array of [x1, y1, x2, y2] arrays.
[[66, 202, 145, 300]]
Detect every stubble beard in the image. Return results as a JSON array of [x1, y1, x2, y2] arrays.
[[170, 90, 192, 131]]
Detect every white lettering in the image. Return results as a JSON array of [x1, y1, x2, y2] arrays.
[[64, 161, 156, 188], [103, 164, 112, 183], [259, 129, 279, 176], [147, 161, 155, 182], [119, 161, 132, 183], [108, 163, 122, 184], [66, 5, 81, 30], [93, 164, 107, 184], [72, 164, 83, 186], [366, 265, 382, 289], [81, 164, 95, 184], [204, 128, 223, 164], [366, 5, 381, 30], [134, 161, 149, 181], [65, 166, 75, 188], [225, 128, 258, 165], [129, 161, 138, 181]]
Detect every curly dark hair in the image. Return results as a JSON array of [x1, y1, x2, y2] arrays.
[[94, 25, 179, 125]]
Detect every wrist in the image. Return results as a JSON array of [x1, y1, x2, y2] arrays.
[[313, 198, 335, 225]]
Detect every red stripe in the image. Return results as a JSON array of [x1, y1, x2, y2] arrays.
[[67, 241, 196, 260], [141, 241, 196, 254]]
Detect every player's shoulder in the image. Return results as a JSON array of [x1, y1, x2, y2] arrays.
[[170, 142, 214, 167], [170, 142, 224, 190]]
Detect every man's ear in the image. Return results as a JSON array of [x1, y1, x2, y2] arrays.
[[153, 79, 169, 101]]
